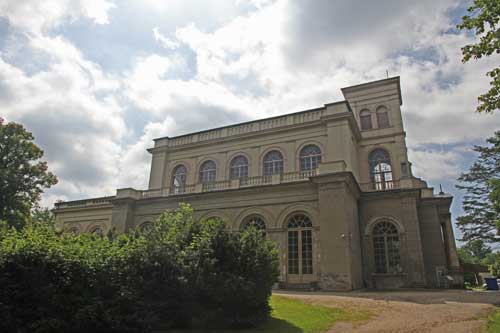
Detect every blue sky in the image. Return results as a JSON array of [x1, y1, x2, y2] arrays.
[[1, 0, 499, 240]]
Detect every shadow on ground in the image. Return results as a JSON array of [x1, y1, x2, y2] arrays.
[[159, 318, 303, 333], [275, 289, 500, 305]]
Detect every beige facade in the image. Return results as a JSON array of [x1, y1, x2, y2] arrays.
[[54, 77, 463, 290]]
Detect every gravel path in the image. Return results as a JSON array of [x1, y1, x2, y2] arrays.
[[274, 290, 500, 333]]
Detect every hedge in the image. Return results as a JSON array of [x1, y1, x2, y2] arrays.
[[0, 203, 279, 332]]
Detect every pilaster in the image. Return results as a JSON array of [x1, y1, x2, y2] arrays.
[[311, 172, 362, 290]]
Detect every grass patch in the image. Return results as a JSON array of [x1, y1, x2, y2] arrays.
[[165, 295, 371, 333], [486, 308, 500, 333], [233, 295, 371, 333]]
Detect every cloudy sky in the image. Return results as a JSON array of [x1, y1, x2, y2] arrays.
[[1, 0, 499, 235]]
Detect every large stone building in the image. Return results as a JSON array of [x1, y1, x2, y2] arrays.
[[54, 77, 463, 290]]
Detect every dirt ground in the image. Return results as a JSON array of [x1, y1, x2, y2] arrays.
[[275, 289, 500, 333]]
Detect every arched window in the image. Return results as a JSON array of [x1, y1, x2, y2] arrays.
[[373, 221, 401, 273], [90, 226, 103, 236], [242, 215, 266, 237], [263, 150, 284, 176], [376, 106, 390, 129], [360, 109, 373, 130], [299, 145, 322, 171], [140, 221, 153, 233], [199, 160, 216, 183], [171, 165, 187, 193], [230, 155, 249, 179], [369, 149, 393, 190], [287, 214, 313, 275]]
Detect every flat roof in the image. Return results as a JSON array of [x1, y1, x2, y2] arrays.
[[153, 76, 402, 142], [154, 100, 347, 142]]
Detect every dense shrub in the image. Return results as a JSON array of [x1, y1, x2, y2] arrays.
[[0, 204, 279, 332]]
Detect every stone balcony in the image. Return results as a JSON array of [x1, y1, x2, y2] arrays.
[[53, 170, 433, 210], [138, 169, 319, 200]]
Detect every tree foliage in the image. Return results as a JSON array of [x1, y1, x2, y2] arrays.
[[0, 118, 58, 228], [456, 131, 500, 243], [457, 0, 500, 113], [458, 239, 493, 264], [0, 204, 279, 332]]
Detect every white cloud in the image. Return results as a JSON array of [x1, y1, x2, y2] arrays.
[[153, 27, 180, 50], [118, 117, 177, 190], [409, 148, 465, 182], [1, 0, 499, 213], [0, 32, 125, 201], [0, 0, 115, 34]]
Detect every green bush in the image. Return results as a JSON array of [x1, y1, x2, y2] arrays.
[[0, 204, 279, 332]]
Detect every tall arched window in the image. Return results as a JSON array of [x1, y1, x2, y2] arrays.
[[263, 150, 284, 176], [287, 214, 313, 275], [242, 215, 266, 237], [299, 145, 322, 171], [360, 109, 372, 130], [373, 221, 401, 273], [171, 165, 187, 193], [376, 106, 390, 129], [230, 155, 249, 179], [369, 149, 393, 190], [199, 160, 216, 183]]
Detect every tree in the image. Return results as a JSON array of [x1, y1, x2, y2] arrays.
[[0, 118, 58, 228], [458, 239, 492, 264], [456, 131, 500, 243], [457, 0, 500, 113], [31, 207, 55, 225], [0, 204, 279, 332]]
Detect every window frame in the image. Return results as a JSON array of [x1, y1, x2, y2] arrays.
[[242, 215, 267, 237], [199, 160, 217, 184], [372, 221, 401, 274], [299, 144, 322, 172], [368, 149, 394, 190], [287, 214, 313, 275], [360, 110, 373, 130], [263, 150, 284, 176], [229, 155, 249, 179], [376, 106, 390, 129], [171, 164, 187, 193]]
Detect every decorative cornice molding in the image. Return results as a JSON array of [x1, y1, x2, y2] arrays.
[[147, 102, 359, 153]]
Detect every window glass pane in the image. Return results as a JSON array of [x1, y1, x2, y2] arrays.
[[377, 111, 390, 128], [288, 230, 299, 274], [299, 145, 321, 171], [373, 222, 401, 274], [263, 151, 284, 176], [91, 227, 103, 236], [243, 215, 266, 237], [199, 161, 216, 183], [230, 156, 249, 179], [301, 229, 313, 274], [360, 114, 372, 130], [172, 165, 187, 193], [369, 150, 393, 190]]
